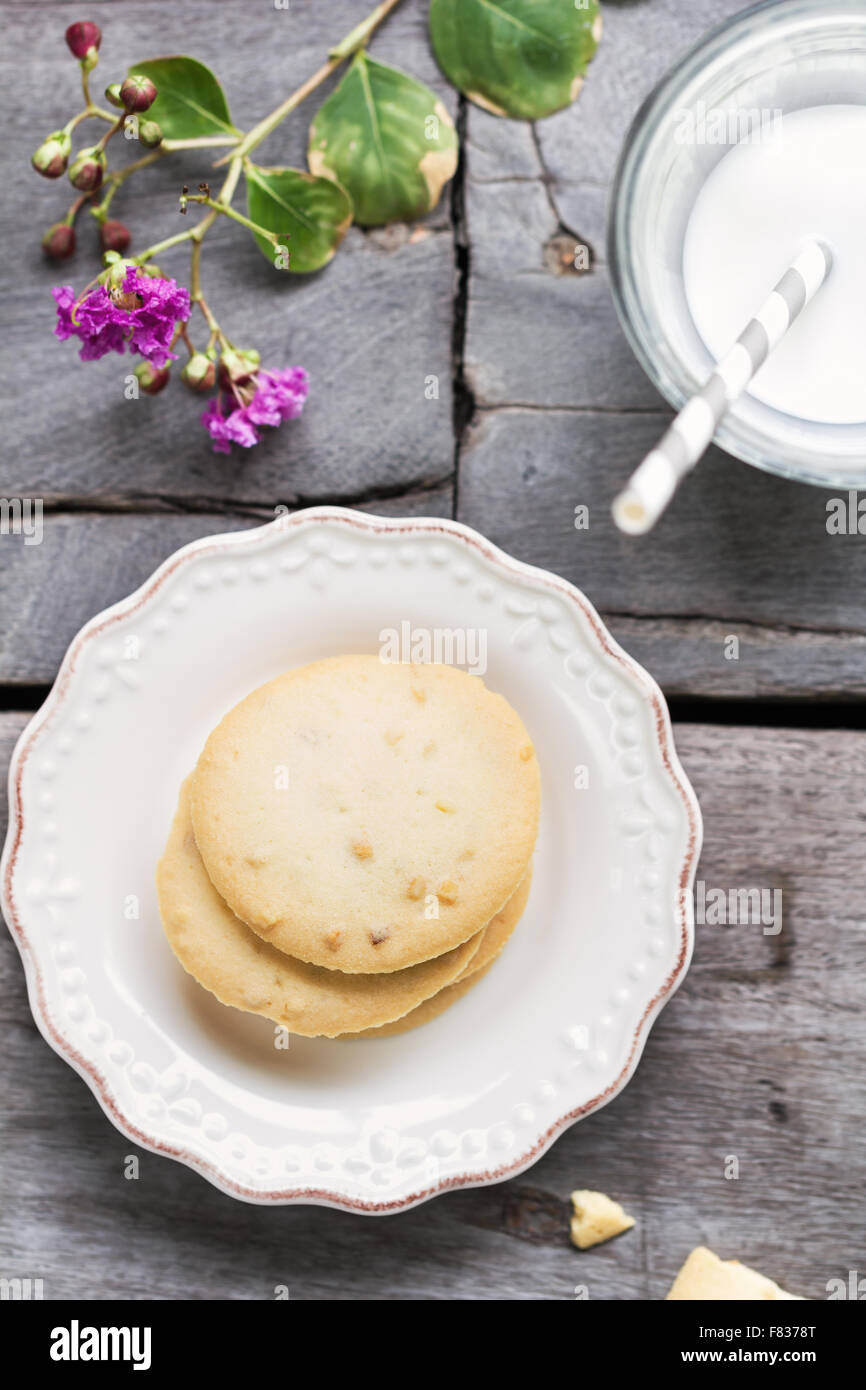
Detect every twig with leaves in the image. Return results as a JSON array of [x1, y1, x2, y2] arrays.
[[34, 4, 601, 452]]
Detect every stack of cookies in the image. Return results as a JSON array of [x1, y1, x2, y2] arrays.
[[156, 655, 540, 1039]]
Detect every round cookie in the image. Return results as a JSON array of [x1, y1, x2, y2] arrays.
[[452, 867, 531, 983], [344, 870, 531, 1039], [347, 962, 496, 1039], [191, 656, 540, 972], [157, 779, 485, 1038]]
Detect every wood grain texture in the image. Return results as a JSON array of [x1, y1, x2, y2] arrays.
[[0, 489, 453, 684], [457, 408, 866, 698], [1, 714, 864, 1300]]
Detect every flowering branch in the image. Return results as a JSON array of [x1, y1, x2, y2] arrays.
[[34, 1, 423, 453]]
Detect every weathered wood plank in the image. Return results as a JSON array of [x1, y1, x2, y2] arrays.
[[3, 1, 456, 503], [606, 616, 866, 701], [457, 407, 866, 696], [463, 178, 659, 410], [532, 0, 755, 256], [0, 490, 452, 685], [2, 716, 864, 1299], [461, 0, 753, 409]]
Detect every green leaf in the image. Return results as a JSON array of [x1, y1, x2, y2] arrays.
[[308, 52, 458, 227], [428, 0, 602, 120], [126, 56, 238, 139], [245, 164, 353, 274]]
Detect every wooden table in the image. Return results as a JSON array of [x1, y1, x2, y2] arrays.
[[1, 0, 863, 1300]]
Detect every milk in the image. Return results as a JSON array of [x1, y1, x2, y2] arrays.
[[682, 104, 866, 426]]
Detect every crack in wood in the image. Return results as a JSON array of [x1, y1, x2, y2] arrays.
[[450, 96, 475, 519], [27, 478, 456, 519], [530, 122, 598, 271]]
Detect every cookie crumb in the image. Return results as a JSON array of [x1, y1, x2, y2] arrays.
[[351, 835, 373, 860], [407, 876, 425, 900], [437, 879, 458, 904], [324, 930, 342, 952], [569, 1190, 635, 1249], [666, 1246, 802, 1301]]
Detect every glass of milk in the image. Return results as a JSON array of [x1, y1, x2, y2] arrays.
[[609, 0, 866, 486]]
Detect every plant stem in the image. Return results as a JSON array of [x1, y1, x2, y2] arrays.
[[190, 159, 243, 240], [93, 134, 242, 218], [162, 136, 240, 150], [190, 237, 204, 300], [190, 239, 231, 349], [96, 115, 125, 152], [185, 194, 280, 244], [64, 191, 95, 227], [94, 148, 167, 218], [197, 291, 225, 346], [136, 227, 198, 263], [133, 159, 242, 268], [213, 0, 404, 167], [65, 109, 94, 136]]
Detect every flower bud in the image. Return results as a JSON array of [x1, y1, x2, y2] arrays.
[[100, 219, 131, 253], [32, 129, 71, 179], [135, 360, 170, 395], [138, 119, 163, 149], [218, 347, 260, 386], [120, 75, 158, 113], [181, 352, 217, 393], [68, 144, 105, 192], [65, 21, 101, 61], [105, 256, 135, 289], [42, 222, 76, 260], [104, 82, 125, 109]]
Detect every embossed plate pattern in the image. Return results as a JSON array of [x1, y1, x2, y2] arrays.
[[1, 508, 701, 1212]]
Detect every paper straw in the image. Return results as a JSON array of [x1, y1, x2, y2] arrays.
[[612, 239, 833, 535]]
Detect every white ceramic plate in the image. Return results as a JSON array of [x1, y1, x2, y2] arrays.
[[1, 508, 701, 1213]]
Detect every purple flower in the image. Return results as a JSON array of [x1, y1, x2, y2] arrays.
[[246, 367, 309, 426], [201, 365, 308, 453], [52, 268, 190, 368], [52, 284, 127, 361], [200, 398, 236, 454]]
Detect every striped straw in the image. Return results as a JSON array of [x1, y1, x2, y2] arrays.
[[612, 239, 832, 535]]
